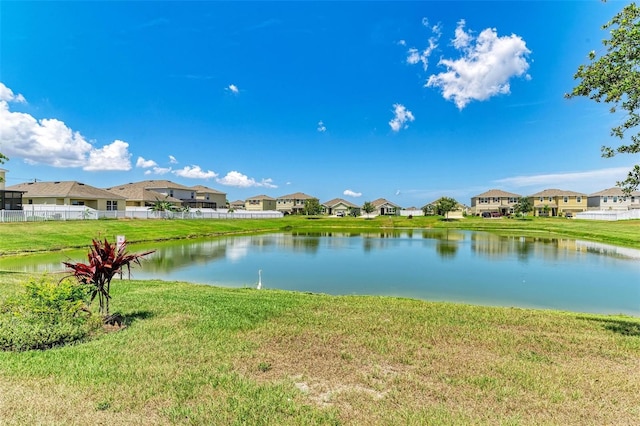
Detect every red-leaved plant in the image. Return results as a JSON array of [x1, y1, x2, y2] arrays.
[[63, 238, 154, 318]]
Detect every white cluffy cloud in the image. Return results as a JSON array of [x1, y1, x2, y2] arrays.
[[216, 171, 277, 188], [0, 83, 26, 103], [227, 84, 239, 94], [0, 82, 132, 171], [317, 120, 326, 132], [426, 19, 531, 109], [144, 167, 172, 175], [136, 156, 158, 168], [168, 155, 178, 164], [343, 189, 362, 197], [389, 103, 415, 132], [174, 165, 218, 179]]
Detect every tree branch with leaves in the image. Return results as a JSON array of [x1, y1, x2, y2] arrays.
[[566, 2, 640, 193]]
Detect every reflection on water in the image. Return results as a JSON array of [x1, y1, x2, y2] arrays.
[[0, 230, 638, 315]]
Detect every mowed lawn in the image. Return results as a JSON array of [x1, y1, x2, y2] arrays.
[[1, 217, 639, 424]]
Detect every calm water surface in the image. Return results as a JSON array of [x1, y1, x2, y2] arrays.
[[1, 230, 638, 316]]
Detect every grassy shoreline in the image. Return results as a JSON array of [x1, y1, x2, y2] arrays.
[[0, 274, 638, 425], [1, 217, 639, 424], [2, 215, 640, 256]]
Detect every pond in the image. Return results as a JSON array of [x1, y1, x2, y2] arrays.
[[1, 230, 638, 316]]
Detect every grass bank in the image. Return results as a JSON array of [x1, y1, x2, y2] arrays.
[[2, 215, 640, 256], [0, 274, 638, 425]]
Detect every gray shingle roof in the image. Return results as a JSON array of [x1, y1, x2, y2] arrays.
[[529, 188, 586, 197], [473, 189, 521, 198], [322, 198, 358, 208], [8, 181, 126, 200]]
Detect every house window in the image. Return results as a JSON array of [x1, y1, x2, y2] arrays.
[[191, 192, 194, 199], [28, 199, 33, 204], [563, 197, 568, 203], [613, 196, 618, 202], [603, 196, 608, 203], [71, 200, 85, 206], [577, 196, 582, 203], [169, 190, 174, 197], [107, 200, 118, 211], [539, 197, 544, 202], [548, 197, 553, 202]]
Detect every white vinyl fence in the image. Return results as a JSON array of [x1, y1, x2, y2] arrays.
[[575, 209, 640, 221], [0, 207, 283, 223]]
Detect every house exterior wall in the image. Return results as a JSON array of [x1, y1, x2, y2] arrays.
[[246, 199, 276, 211], [276, 198, 309, 213], [532, 195, 586, 217], [587, 194, 639, 210], [471, 196, 518, 215], [196, 192, 226, 209], [23, 197, 124, 211]]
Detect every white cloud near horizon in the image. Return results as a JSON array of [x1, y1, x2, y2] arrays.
[[0, 83, 132, 171], [216, 170, 277, 188], [422, 20, 531, 109], [317, 120, 326, 132], [84, 140, 132, 171], [136, 156, 158, 168], [494, 167, 631, 193], [168, 155, 178, 164], [343, 189, 362, 197], [144, 166, 172, 175], [389, 103, 415, 132], [174, 165, 218, 179], [227, 84, 239, 94]]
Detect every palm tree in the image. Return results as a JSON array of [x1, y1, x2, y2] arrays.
[[149, 197, 178, 219]]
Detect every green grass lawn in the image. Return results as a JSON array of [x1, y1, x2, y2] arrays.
[[1, 217, 639, 424], [0, 274, 638, 425]]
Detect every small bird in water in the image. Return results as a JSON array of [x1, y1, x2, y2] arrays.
[[256, 269, 262, 290]]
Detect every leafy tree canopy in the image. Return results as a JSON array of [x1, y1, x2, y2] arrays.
[[566, 2, 640, 193], [435, 197, 459, 219], [303, 198, 322, 215], [514, 197, 533, 216], [0, 152, 7, 164], [362, 201, 375, 215]]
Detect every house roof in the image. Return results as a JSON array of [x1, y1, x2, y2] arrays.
[[190, 184, 225, 195], [589, 187, 640, 197], [529, 188, 587, 197], [277, 192, 315, 200], [8, 181, 126, 200], [371, 198, 400, 208], [230, 199, 245, 205], [322, 198, 358, 208], [112, 180, 193, 191], [473, 189, 521, 198], [104, 185, 183, 203], [246, 194, 276, 201]]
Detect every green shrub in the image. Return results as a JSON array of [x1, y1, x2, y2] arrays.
[[0, 276, 102, 352]]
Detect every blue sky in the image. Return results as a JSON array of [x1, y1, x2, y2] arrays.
[[0, 1, 635, 206]]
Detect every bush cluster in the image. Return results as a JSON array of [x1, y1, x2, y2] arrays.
[[0, 276, 102, 352]]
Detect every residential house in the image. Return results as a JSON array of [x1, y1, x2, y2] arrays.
[[372, 198, 400, 216], [0, 169, 24, 210], [322, 198, 360, 216], [105, 182, 183, 207], [246, 195, 277, 211], [229, 200, 246, 210], [8, 181, 126, 211], [189, 185, 227, 209], [529, 189, 588, 217], [587, 187, 640, 211], [106, 180, 226, 209], [471, 189, 521, 216], [276, 192, 316, 214]]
